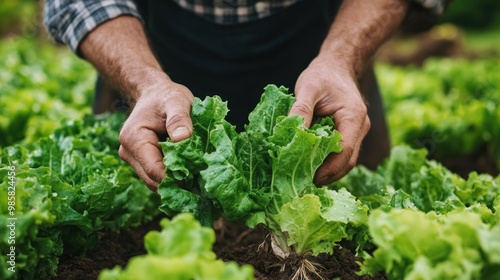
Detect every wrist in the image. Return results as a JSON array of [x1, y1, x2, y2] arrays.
[[319, 0, 410, 79], [314, 49, 360, 81], [123, 67, 172, 104]]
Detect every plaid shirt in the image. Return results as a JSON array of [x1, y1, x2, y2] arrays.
[[44, 0, 447, 53]]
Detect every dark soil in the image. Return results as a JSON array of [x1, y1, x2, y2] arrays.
[[46, 215, 384, 280], [45, 216, 163, 280], [212, 218, 385, 280]]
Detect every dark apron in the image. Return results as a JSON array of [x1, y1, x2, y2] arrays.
[[138, 0, 341, 129]]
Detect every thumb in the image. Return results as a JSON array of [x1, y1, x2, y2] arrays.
[[165, 107, 193, 142], [288, 96, 314, 128]]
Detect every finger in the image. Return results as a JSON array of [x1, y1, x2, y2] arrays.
[[288, 99, 314, 128], [314, 112, 370, 185], [119, 138, 166, 191], [119, 123, 166, 191], [292, 85, 318, 128], [164, 94, 194, 143], [119, 145, 161, 191], [165, 109, 193, 142], [314, 145, 358, 186]]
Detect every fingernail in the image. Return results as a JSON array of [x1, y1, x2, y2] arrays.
[[171, 127, 190, 140]]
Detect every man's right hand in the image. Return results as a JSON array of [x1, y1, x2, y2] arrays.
[[79, 16, 194, 191], [118, 80, 194, 191]]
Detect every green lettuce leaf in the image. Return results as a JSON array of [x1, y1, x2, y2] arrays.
[[274, 188, 368, 256], [0, 165, 88, 279], [361, 208, 500, 280], [0, 113, 161, 279]]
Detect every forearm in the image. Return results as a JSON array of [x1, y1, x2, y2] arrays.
[[79, 16, 168, 103], [319, 0, 409, 79]]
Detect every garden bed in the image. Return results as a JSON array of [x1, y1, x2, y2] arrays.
[[45, 151, 498, 280], [48, 215, 385, 280]]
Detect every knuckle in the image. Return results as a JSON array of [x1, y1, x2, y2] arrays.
[[118, 126, 132, 145], [358, 104, 368, 117], [346, 157, 357, 171], [342, 145, 355, 159], [143, 165, 156, 179], [143, 162, 164, 183], [292, 102, 314, 117], [139, 172, 159, 192], [298, 80, 322, 93], [340, 145, 358, 169], [166, 112, 188, 127], [364, 116, 372, 133], [118, 145, 126, 160]]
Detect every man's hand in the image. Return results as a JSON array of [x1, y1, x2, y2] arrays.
[[79, 16, 195, 191], [118, 80, 194, 191], [290, 55, 370, 186], [290, 0, 409, 185]]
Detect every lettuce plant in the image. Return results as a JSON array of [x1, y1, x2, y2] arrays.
[[0, 114, 160, 279], [158, 85, 368, 279], [99, 213, 254, 280], [361, 208, 500, 280], [329, 145, 500, 279]]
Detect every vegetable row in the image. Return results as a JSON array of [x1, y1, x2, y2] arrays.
[[0, 113, 160, 279], [377, 58, 500, 168]]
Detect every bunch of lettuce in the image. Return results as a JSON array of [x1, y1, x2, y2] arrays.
[[0, 113, 160, 279], [376, 57, 500, 162], [362, 207, 500, 279], [0, 165, 87, 279], [330, 145, 500, 279], [99, 213, 254, 280], [158, 85, 368, 266], [332, 146, 500, 213]]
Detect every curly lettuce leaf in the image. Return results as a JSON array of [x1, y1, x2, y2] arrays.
[[361, 208, 500, 280], [267, 116, 342, 213], [0, 165, 89, 279], [1, 113, 161, 279], [274, 189, 368, 256]]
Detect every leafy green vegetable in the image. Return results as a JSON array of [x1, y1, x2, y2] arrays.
[[361, 208, 500, 280], [377, 58, 500, 164], [0, 165, 89, 279], [0, 113, 161, 279], [158, 85, 369, 265], [332, 145, 499, 213], [330, 145, 500, 279], [0, 37, 95, 147], [98, 213, 254, 280], [274, 189, 368, 256]]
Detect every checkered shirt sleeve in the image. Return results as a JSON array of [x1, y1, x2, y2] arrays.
[[412, 0, 447, 15], [44, 0, 141, 53]]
